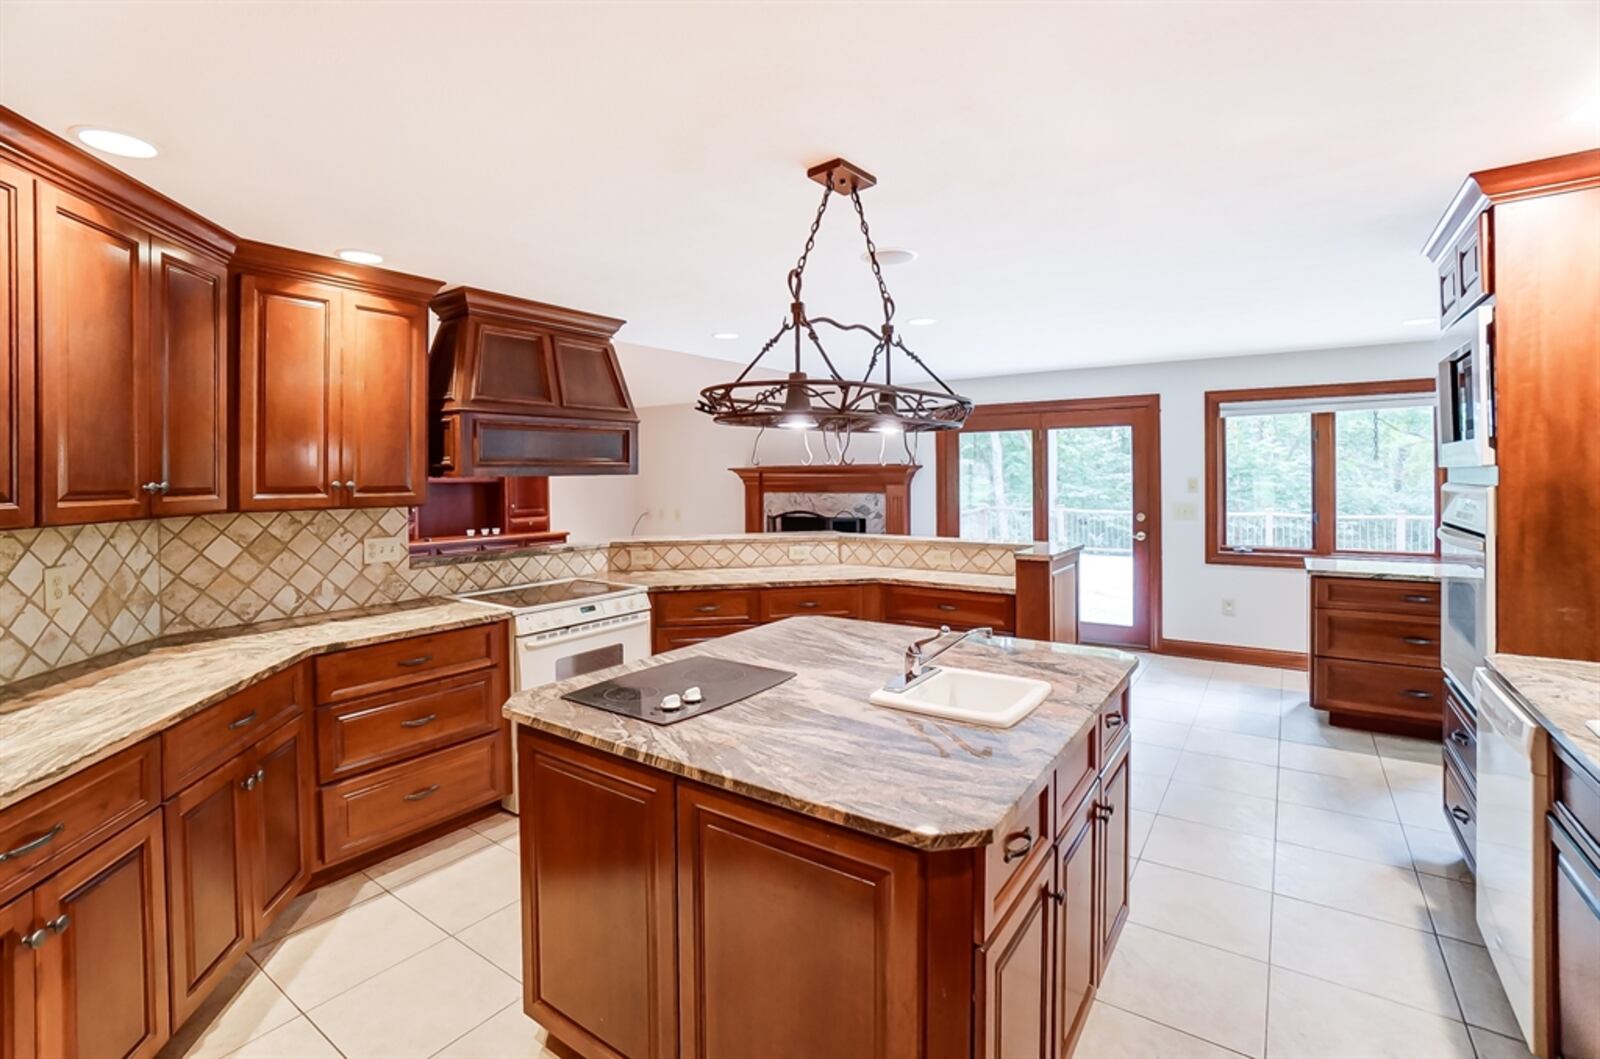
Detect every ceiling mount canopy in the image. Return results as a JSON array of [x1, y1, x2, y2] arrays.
[[696, 158, 972, 435]]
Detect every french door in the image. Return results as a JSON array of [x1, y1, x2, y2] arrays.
[[938, 396, 1160, 648]]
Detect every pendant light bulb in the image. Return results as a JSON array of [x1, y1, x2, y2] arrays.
[[779, 372, 818, 430], [871, 392, 902, 433]]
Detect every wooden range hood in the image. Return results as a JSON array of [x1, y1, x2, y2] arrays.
[[427, 287, 638, 477]]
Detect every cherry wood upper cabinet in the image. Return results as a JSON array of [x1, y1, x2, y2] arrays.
[[36, 183, 151, 525], [233, 242, 441, 511], [33, 809, 169, 1059], [0, 159, 33, 531], [149, 242, 228, 516]]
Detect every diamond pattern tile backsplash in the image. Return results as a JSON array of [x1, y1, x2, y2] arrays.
[[0, 508, 607, 685]]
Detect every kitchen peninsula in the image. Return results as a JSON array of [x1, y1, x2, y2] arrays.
[[504, 616, 1137, 1058]]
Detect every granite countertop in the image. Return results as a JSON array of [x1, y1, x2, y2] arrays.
[[1303, 557, 1475, 582], [0, 600, 506, 811], [621, 564, 1016, 594], [503, 616, 1136, 850], [1487, 654, 1600, 785]]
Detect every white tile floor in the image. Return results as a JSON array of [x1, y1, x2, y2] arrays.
[[164, 654, 1532, 1059]]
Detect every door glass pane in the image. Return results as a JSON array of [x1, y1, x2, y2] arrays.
[[1334, 405, 1437, 554], [1048, 426, 1133, 627], [1224, 412, 1313, 549], [957, 430, 1033, 542]]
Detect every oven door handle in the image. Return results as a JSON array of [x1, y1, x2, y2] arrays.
[[1436, 524, 1486, 553]]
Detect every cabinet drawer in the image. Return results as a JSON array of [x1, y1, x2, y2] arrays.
[[1054, 728, 1098, 839], [982, 784, 1052, 939], [0, 739, 160, 903], [1443, 755, 1476, 867], [653, 589, 758, 626], [759, 585, 862, 621], [882, 585, 1015, 633], [319, 732, 508, 864], [316, 670, 504, 782], [1444, 686, 1477, 786], [1312, 658, 1444, 724], [163, 664, 307, 794], [1312, 577, 1440, 616], [1314, 610, 1440, 667], [314, 623, 502, 704], [652, 623, 756, 654], [1555, 750, 1600, 854]]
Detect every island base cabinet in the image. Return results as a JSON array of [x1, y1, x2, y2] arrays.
[[676, 785, 924, 1059], [978, 856, 1055, 1059], [520, 731, 677, 1059]]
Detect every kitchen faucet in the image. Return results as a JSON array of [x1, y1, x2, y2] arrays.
[[884, 625, 994, 691]]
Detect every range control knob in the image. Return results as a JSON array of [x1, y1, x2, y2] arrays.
[[682, 686, 704, 705], [660, 693, 683, 713]]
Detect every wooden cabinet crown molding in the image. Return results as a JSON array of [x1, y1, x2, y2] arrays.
[[1424, 148, 1600, 260], [0, 106, 234, 263], [229, 240, 442, 303], [430, 286, 625, 340]]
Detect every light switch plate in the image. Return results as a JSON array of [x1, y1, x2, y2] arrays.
[[362, 537, 408, 565], [43, 566, 71, 612]]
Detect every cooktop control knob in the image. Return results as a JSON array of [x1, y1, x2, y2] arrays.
[[682, 686, 704, 705], [660, 693, 683, 712]]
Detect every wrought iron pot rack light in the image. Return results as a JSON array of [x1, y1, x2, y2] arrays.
[[696, 158, 972, 435]]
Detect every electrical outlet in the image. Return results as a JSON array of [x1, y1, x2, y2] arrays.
[[44, 566, 72, 613], [1172, 501, 1198, 521], [788, 544, 812, 561], [362, 537, 408, 565], [1220, 598, 1236, 617]]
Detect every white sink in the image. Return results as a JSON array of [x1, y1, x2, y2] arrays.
[[869, 666, 1052, 728]]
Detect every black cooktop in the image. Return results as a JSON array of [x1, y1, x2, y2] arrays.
[[468, 579, 629, 610], [564, 657, 795, 726]]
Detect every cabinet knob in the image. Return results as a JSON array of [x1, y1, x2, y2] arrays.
[[345, 481, 356, 490], [45, 914, 69, 936], [331, 481, 342, 491], [158, 481, 169, 493], [19, 928, 48, 950], [1049, 888, 1066, 906]]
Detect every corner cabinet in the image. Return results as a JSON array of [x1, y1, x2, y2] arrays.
[[233, 241, 441, 511]]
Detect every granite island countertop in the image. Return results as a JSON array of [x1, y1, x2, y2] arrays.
[[1487, 653, 1600, 786], [503, 616, 1136, 851], [621, 564, 1015, 594], [0, 599, 507, 810], [1303, 557, 1476, 582]]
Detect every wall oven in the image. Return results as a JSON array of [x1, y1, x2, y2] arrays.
[[1436, 303, 1496, 469], [1438, 481, 1495, 700]]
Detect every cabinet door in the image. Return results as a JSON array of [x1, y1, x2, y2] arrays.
[[1551, 816, 1600, 1059], [340, 290, 427, 507], [245, 716, 313, 934], [34, 810, 168, 1059], [0, 890, 35, 1059], [0, 160, 34, 531], [1097, 742, 1131, 966], [164, 756, 250, 1024], [1056, 786, 1098, 1056], [504, 476, 551, 533], [149, 242, 227, 515], [677, 783, 922, 1059], [236, 273, 340, 510], [36, 182, 150, 525], [521, 731, 677, 1059], [978, 856, 1054, 1059]]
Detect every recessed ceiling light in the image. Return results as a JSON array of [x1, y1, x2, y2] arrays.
[[712, 332, 740, 340], [863, 248, 918, 266], [336, 249, 384, 265], [906, 317, 937, 327], [1401, 317, 1434, 328], [70, 126, 158, 159]]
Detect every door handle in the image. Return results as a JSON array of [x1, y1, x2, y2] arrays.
[[1133, 531, 1147, 541], [400, 713, 437, 729], [0, 823, 64, 863]]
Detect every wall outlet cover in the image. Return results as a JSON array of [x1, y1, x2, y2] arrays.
[[43, 566, 72, 612], [1172, 501, 1198, 521], [362, 537, 409, 565], [1220, 598, 1236, 617]]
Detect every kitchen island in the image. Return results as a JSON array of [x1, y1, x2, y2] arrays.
[[503, 616, 1137, 1059]]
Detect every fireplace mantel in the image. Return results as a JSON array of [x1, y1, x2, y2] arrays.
[[731, 464, 920, 534]]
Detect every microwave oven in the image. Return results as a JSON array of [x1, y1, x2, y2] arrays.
[[1436, 303, 1495, 469]]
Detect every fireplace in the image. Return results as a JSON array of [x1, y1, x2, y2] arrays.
[[767, 509, 869, 533]]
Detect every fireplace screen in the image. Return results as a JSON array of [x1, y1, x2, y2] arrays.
[[767, 509, 868, 533]]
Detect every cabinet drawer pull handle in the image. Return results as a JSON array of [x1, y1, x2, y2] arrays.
[[1450, 805, 1471, 824], [1002, 827, 1033, 863], [1402, 637, 1434, 646], [695, 604, 721, 613], [798, 600, 819, 608], [398, 655, 433, 668], [400, 713, 438, 729], [403, 784, 440, 802], [1402, 689, 1433, 700], [0, 823, 64, 863], [1402, 594, 1433, 604], [1450, 730, 1472, 747], [1103, 712, 1124, 728], [1048, 888, 1065, 906], [1102, 802, 1117, 821], [937, 603, 958, 612], [45, 914, 69, 936], [228, 711, 258, 730]]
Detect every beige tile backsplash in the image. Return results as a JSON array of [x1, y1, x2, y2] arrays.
[[0, 508, 606, 685]]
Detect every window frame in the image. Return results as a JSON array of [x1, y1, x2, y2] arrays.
[[1203, 379, 1440, 568]]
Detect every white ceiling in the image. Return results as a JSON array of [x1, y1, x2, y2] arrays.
[[3, 1, 1596, 389]]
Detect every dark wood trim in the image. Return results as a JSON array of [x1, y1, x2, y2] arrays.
[[731, 463, 919, 534], [230, 240, 442, 301], [1204, 378, 1436, 568], [1155, 638, 1308, 671], [1472, 148, 1600, 203]]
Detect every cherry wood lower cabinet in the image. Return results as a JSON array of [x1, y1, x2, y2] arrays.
[[517, 691, 1131, 1059], [1309, 575, 1442, 737], [1549, 749, 1600, 1059]]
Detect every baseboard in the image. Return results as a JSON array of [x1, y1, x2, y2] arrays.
[[1155, 638, 1308, 671]]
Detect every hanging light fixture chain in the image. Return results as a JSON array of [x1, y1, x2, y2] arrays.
[[788, 186, 833, 301], [850, 189, 896, 325]]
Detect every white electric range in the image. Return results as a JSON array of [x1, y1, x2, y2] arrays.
[[454, 578, 652, 810]]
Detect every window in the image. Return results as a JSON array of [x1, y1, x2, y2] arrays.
[[956, 429, 1034, 543], [1204, 380, 1438, 566]]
